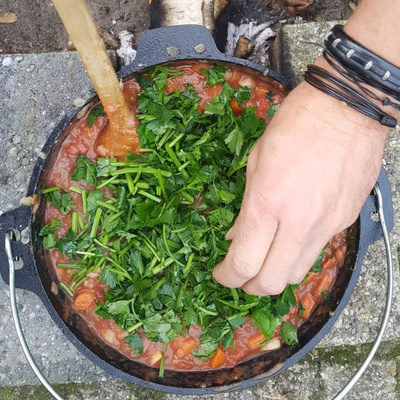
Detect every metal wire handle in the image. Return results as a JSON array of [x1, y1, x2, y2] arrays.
[[6, 230, 64, 400], [333, 183, 394, 399], [5, 182, 393, 400]]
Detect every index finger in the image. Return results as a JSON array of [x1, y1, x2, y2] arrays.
[[212, 194, 278, 288]]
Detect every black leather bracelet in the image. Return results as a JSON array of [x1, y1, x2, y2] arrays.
[[304, 65, 397, 128], [325, 24, 400, 102]]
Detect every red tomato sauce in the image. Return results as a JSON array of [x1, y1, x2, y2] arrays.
[[42, 62, 346, 371]]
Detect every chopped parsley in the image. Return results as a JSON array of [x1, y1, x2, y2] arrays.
[[312, 244, 330, 273], [42, 66, 306, 366], [87, 105, 105, 128]]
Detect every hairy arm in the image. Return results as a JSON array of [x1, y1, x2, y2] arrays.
[[213, 0, 400, 295]]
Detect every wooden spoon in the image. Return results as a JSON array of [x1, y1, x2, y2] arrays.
[[51, 0, 140, 158]]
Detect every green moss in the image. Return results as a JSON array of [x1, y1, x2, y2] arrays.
[[0, 381, 167, 400]]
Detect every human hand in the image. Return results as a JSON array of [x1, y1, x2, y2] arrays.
[[212, 79, 388, 296]]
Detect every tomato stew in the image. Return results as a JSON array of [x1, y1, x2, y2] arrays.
[[41, 62, 347, 372]]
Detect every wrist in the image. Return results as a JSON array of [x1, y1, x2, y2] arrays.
[[299, 72, 389, 145], [313, 54, 399, 122]]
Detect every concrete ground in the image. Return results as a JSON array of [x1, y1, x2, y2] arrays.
[[1, 18, 400, 400]]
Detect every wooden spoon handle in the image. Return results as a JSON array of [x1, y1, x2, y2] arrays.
[[51, 0, 127, 112]]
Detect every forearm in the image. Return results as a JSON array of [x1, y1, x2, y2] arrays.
[[344, 0, 400, 66]]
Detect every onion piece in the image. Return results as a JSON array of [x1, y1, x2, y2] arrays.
[[147, 350, 163, 366], [261, 337, 281, 352]]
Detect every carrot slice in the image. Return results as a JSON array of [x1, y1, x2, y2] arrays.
[[74, 291, 97, 312], [247, 332, 266, 350], [230, 99, 242, 114], [170, 336, 198, 358], [301, 292, 317, 319], [209, 347, 226, 369]]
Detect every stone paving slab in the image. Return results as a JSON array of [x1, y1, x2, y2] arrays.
[[1, 21, 400, 399]]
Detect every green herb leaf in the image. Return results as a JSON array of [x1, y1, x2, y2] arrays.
[[266, 92, 275, 102], [87, 106, 105, 128], [281, 321, 298, 346], [234, 86, 252, 104], [276, 285, 297, 316], [252, 307, 280, 342], [43, 234, 57, 249], [192, 341, 219, 359], [45, 190, 74, 215], [125, 332, 143, 354], [267, 104, 280, 118], [312, 245, 329, 273], [200, 65, 228, 87], [71, 155, 97, 185], [39, 219, 62, 236]]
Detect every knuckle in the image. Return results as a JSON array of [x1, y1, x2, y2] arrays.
[[288, 272, 306, 285], [246, 278, 287, 296], [229, 258, 257, 282]]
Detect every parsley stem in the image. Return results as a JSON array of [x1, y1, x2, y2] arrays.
[[90, 208, 102, 238], [109, 210, 124, 222], [93, 238, 116, 253], [96, 175, 118, 190], [42, 186, 61, 194], [165, 145, 189, 179], [138, 190, 161, 203], [95, 256, 106, 269], [105, 195, 117, 203], [127, 321, 143, 333], [168, 133, 184, 148], [81, 190, 87, 214], [133, 165, 142, 184], [139, 148, 155, 153], [136, 182, 150, 189], [59, 282, 74, 297], [119, 239, 140, 257], [78, 213, 85, 230], [71, 211, 79, 234], [125, 173, 135, 193], [150, 277, 167, 293], [183, 253, 194, 275], [76, 251, 96, 257], [178, 161, 190, 171], [180, 191, 194, 204], [159, 344, 167, 378], [194, 304, 219, 316], [72, 276, 88, 289], [162, 225, 184, 267], [96, 200, 118, 212], [58, 263, 79, 269], [216, 298, 256, 311], [158, 129, 174, 148], [110, 167, 171, 178], [139, 232, 158, 252], [152, 257, 174, 275], [104, 259, 134, 282], [69, 186, 82, 194], [156, 170, 168, 201]]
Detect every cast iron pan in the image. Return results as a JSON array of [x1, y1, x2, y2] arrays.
[[0, 25, 394, 395]]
